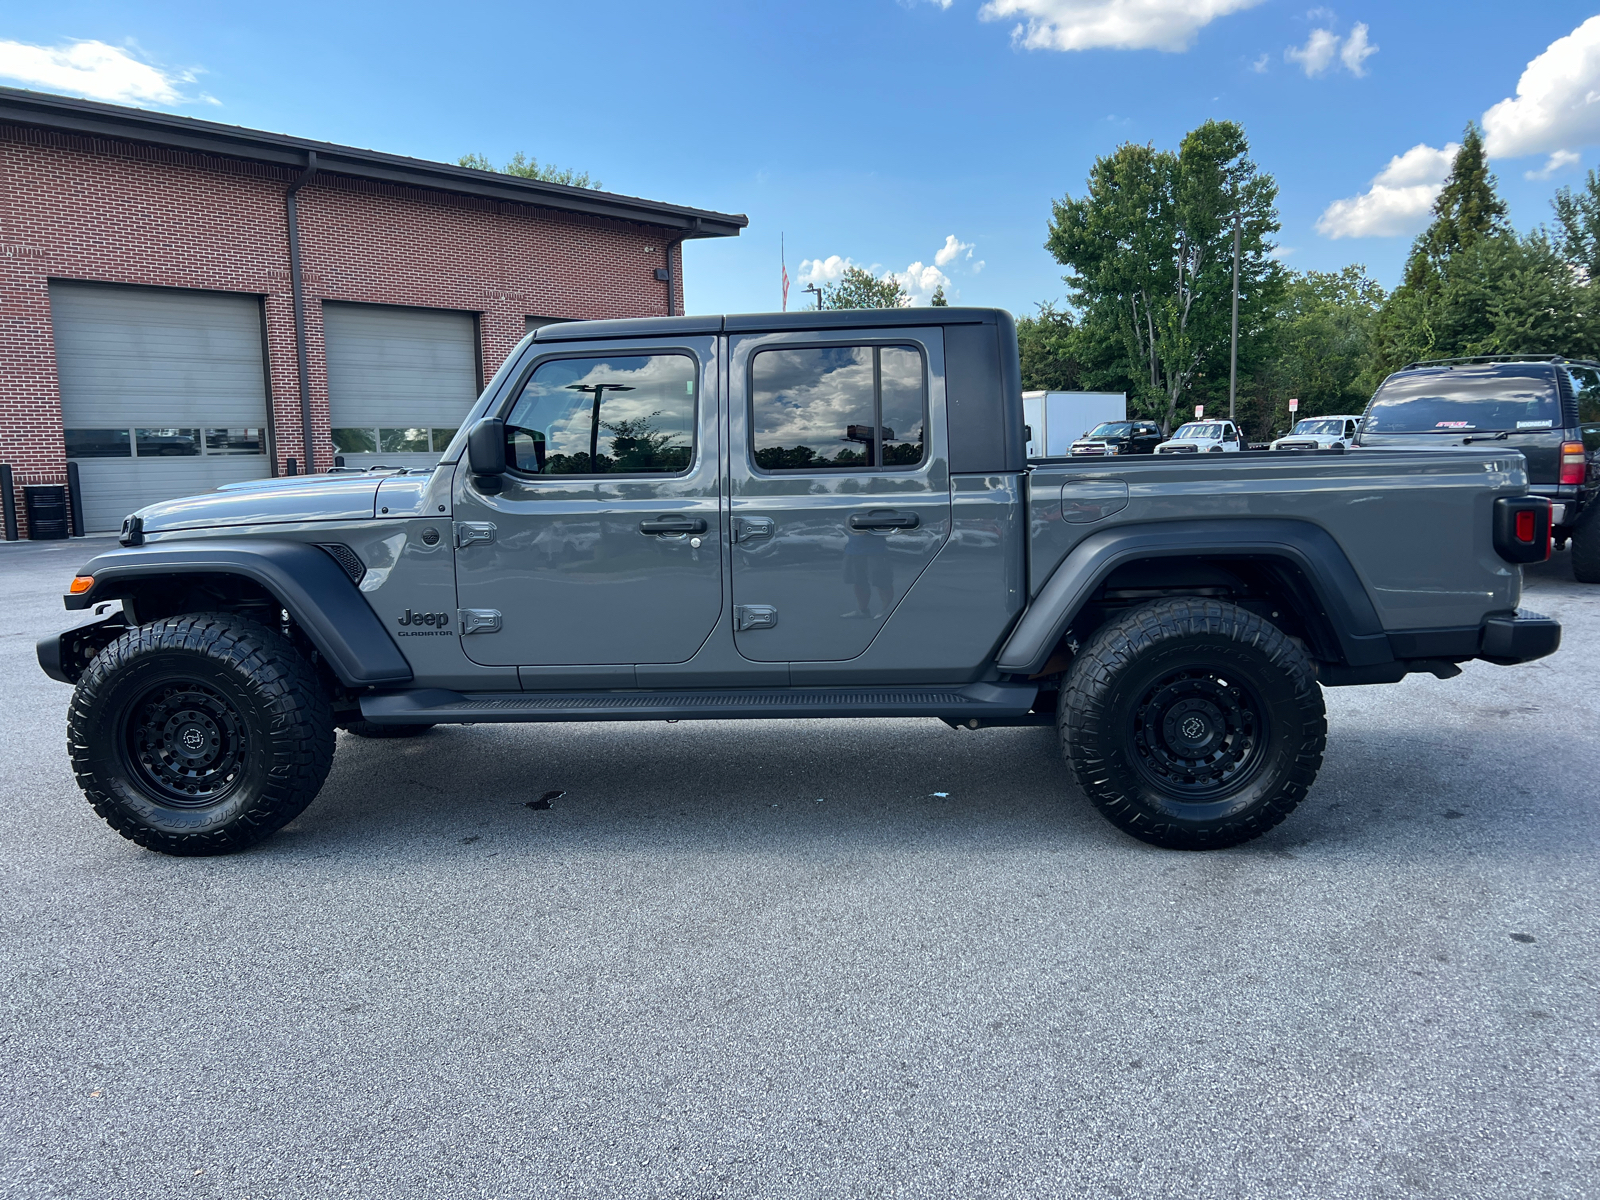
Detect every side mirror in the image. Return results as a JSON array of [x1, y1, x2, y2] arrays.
[[466, 418, 506, 489]]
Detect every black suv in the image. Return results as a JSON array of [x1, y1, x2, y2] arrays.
[[1069, 419, 1164, 457], [1355, 356, 1599, 583]]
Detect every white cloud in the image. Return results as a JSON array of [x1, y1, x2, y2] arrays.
[[1340, 22, 1377, 76], [1526, 149, 1581, 180], [1251, 53, 1270, 73], [1482, 15, 1600, 161], [0, 38, 204, 106], [977, 0, 1265, 53], [1286, 23, 1376, 77], [798, 236, 981, 305], [1315, 142, 1460, 239], [1286, 29, 1339, 76], [891, 261, 952, 304], [934, 234, 974, 267]]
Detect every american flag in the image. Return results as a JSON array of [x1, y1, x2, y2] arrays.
[[781, 233, 789, 311]]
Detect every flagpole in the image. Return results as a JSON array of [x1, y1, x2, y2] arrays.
[[781, 232, 788, 312]]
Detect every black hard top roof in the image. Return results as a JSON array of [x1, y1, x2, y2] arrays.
[[0, 86, 746, 238], [532, 307, 1013, 341]]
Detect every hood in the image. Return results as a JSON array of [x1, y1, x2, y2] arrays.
[[135, 472, 387, 535]]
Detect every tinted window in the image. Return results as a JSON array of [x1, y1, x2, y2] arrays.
[[504, 354, 696, 475], [1088, 422, 1132, 437], [135, 428, 200, 456], [205, 428, 264, 455], [751, 345, 926, 472], [1365, 366, 1560, 433], [1568, 366, 1600, 423], [64, 429, 130, 458]]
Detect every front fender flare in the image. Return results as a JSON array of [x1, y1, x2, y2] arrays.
[[996, 518, 1391, 674], [63, 539, 413, 688]]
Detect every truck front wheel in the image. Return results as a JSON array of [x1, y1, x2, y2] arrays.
[[1058, 598, 1326, 849], [67, 613, 335, 856]]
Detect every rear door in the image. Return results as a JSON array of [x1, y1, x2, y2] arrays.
[[726, 328, 951, 663]]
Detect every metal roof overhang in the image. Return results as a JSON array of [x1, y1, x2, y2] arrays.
[[0, 86, 747, 239]]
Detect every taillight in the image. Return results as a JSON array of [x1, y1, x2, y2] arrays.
[[1492, 496, 1552, 563], [1561, 441, 1586, 485]]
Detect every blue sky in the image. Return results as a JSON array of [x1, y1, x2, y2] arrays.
[[7, 2, 1600, 318]]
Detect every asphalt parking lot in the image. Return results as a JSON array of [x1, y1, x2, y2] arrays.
[[1, 536, 1595, 1200]]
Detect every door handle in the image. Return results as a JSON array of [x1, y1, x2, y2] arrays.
[[639, 515, 708, 536], [848, 509, 920, 531]]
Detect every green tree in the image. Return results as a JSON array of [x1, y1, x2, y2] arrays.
[[820, 265, 909, 310], [1374, 127, 1596, 373], [1016, 303, 1085, 391], [930, 284, 949, 307], [458, 151, 601, 190], [1552, 168, 1600, 281], [1046, 120, 1282, 432]]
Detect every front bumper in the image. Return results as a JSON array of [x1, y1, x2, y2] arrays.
[[1480, 608, 1561, 665]]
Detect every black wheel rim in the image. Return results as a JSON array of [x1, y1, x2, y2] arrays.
[[122, 682, 248, 807], [1129, 667, 1266, 802]]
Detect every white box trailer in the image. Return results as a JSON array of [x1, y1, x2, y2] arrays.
[[1023, 391, 1127, 458]]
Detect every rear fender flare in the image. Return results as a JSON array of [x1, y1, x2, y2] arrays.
[[63, 539, 413, 688], [996, 518, 1391, 674]]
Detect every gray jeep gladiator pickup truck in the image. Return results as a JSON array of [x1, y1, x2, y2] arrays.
[[38, 308, 1560, 857]]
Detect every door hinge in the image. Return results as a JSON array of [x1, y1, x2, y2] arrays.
[[734, 604, 778, 632], [459, 608, 502, 635], [731, 516, 774, 543], [456, 522, 496, 548]]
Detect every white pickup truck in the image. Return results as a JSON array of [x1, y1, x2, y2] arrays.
[[1271, 415, 1363, 451], [1155, 420, 1242, 454]]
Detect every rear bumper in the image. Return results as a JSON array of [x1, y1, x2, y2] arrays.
[[1480, 608, 1561, 664]]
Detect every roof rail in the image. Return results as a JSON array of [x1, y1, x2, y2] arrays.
[[1401, 354, 1570, 369]]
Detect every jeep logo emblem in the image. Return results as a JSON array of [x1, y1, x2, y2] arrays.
[[399, 609, 450, 627]]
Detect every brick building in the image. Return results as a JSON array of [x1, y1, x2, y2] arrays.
[[0, 87, 745, 533]]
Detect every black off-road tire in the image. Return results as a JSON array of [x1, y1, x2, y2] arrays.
[[1572, 511, 1600, 584], [337, 718, 435, 739], [1058, 598, 1327, 850], [68, 613, 335, 856]]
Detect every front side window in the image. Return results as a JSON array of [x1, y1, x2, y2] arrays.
[[750, 344, 926, 472], [1365, 366, 1560, 433], [504, 353, 696, 476]]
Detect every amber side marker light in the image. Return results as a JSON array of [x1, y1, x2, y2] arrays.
[[68, 576, 94, 594]]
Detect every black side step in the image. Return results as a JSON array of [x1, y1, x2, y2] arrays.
[[360, 682, 1039, 726]]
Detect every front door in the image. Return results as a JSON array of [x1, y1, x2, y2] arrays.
[[726, 329, 951, 663], [453, 338, 722, 667]]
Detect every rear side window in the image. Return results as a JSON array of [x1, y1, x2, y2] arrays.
[[1364, 366, 1560, 434], [750, 345, 926, 471], [1568, 366, 1600, 423], [503, 353, 696, 476]]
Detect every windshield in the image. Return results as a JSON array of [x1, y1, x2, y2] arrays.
[[1173, 423, 1224, 439], [1086, 422, 1132, 438], [1364, 366, 1560, 433], [1291, 418, 1344, 436]]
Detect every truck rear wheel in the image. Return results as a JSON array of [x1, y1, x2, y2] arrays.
[[1058, 598, 1326, 850], [67, 613, 335, 856], [1572, 511, 1600, 584]]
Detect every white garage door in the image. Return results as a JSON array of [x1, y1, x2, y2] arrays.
[[325, 302, 479, 469], [52, 282, 273, 532]]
